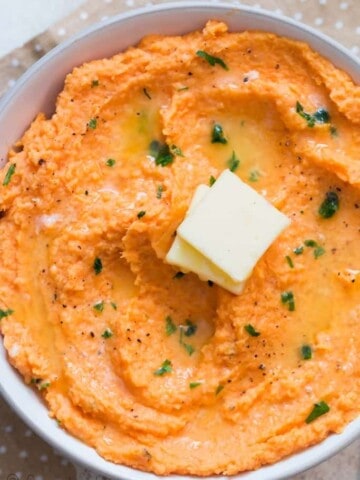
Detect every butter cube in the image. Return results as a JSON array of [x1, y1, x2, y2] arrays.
[[166, 185, 245, 294], [177, 170, 290, 283]]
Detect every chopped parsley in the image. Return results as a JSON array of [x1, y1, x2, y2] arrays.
[[165, 315, 177, 336], [149, 141, 174, 167], [91, 79, 99, 87], [304, 239, 325, 259], [93, 301, 105, 313], [184, 319, 197, 337], [3, 163, 16, 186], [211, 123, 227, 144], [196, 50, 229, 70], [0, 308, 14, 320], [227, 151, 240, 172], [154, 359, 172, 376], [293, 246, 304, 255], [244, 324, 260, 337], [189, 382, 202, 389], [170, 145, 184, 157], [330, 125, 338, 137], [137, 210, 146, 219], [183, 343, 195, 356], [285, 255, 294, 268], [143, 87, 151, 99], [38, 381, 50, 391], [87, 118, 97, 129], [248, 169, 261, 182], [156, 185, 164, 199], [105, 158, 116, 167], [110, 302, 117, 310], [301, 344, 312, 360], [318, 191, 339, 218], [173, 271, 185, 279], [101, 328, 113, 339], [209, 175, 216, 186], [296, 102, 331, 127], [179, 325, 195, 356], [215, 384, 224, 395], [93, 257, 103, 275], [178, 86, 189, 91], [305, 401, 330, 424], [281, 290, 295, 311]]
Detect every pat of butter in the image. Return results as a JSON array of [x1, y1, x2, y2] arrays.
[[177, 169, 290, 284], [166, 185, 245, 294]]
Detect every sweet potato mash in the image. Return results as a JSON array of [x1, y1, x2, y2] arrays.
[[0, 21, 359, 476]]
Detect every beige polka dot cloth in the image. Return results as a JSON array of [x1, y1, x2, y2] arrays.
[[0, 0, 359, 479]]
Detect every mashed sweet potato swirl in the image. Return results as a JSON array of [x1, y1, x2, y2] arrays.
[[0, 21, 359, 476]]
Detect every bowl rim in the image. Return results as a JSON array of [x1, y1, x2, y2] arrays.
[[0, 2, 359, 480]]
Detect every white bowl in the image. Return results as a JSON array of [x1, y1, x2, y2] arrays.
[[0, 3, 359, 479]]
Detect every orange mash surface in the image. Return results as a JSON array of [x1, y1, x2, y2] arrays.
[[0, 21, 359, 476]]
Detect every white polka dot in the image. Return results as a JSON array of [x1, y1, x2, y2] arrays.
[[0, 445, 7, 454], [7, 79, 15, 88], [314, 17, 324, 26], [351, 45, 360, 55], [293, 12, 303, 21], [24, 429, 33, 437], [10, 58, 20, 67], [340, 1, 348, 9], [126, 0, 134, 5], [4, 424, 13, 433], [40, 454, 48, 462], [34, 43, 43, 52], [57, 27, 66, 37], [15, 473, 22, 479], [35, 476, 44, 480], [79, 11, 88, 20], [319, 0, 327, 4], [356, 26, 360, 35], [19, 450, 28, 459], [60, 458, 69, 466], [335, 20, 344, 29]]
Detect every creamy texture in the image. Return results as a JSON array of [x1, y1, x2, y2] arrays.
[[0, 21, 359, 476]]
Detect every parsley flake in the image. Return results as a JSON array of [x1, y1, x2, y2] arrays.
[[93, 301, 105, 313], [296, 102, 331, 128], [301, 344, 312, 360], [154, 359, 172, 376], [281, 290, 295, 311], [88, 118, 97, 129], [196, 50, 229, 70], [3, 163, 16, 186], [304, 239, 325, 259], [227, 151, 240, 172], [305, 401, 330, 424], [105, 158, 116, 167], [244, 324, 260, 337], [215, 384, 224, 395], [93, 257, 103, 275], [248, 169, 261, 182], [285, 255, 294, 268], [189, 381, 202, 389], [149, 141, 174, 167], [318, 191, 339, 218], [165, 315, 177, 336], [184, 320, 197, 337], [211, 123, 227, 144], [170, 145, 184, 157], [91, 79, 99, 87], [0, 308, 14, 320], [110, 302, 117, 310], [137, 210, 146, 219], [156, 185, 164, 199], [143, 87, 151, 99], [293, 246, 304, 255], [330, 125, 338, 137], [101, 328, 113, 339], [209, 175, 216, 186]]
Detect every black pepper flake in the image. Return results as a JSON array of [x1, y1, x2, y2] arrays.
[[90, 331, 95, 338], [38, 159, 46, 166], [243, 76, 249, 83], [0, 209, 6, 219]]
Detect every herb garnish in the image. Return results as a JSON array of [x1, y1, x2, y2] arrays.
[[189, 382, 202, 389], [318, 191, 339, 218], [154, 359, 173, 376], [137, 210, 146, 219], [215, 384, 224, 395], [304, 239, 325, 259], [244, 324, 260, 337], [110, 302, 117, 310], [170, 145, 184, 157], [184, 320, 197, 337], [0, 308, 14, 320], [173, 271, 185, 279], [91, 79, 99, 87], [143, 87, 151, 99], [38, 381, 50, 391], [105, 158, 116, 167], [88, 118, 97, 129], [179, 325, 195, 356], [305, 401, 330, 423], [285, 255, 294, 268], [301, 344, 312, 360], [101, 328, 113, 339], [149, 141, 174, 167], [196, 50, 229, 70], [93, 257, 103, 275], [248, 169, 260, 182], [293, 246, 304, 255], [3, 163, 16, 186], [165, 315, 177, 336], [93, 301, 105, 313], [156, 185, 164, 199], [296, 102, 331, 127], [227, 151, 240, 172], [211, 123, 227, 144], [281, 290, 295, 311], [330, 126, 338, 137], [209, 175, 216, 186]]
